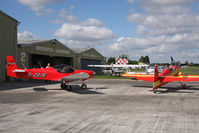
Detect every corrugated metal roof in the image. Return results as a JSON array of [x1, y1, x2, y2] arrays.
[[18, 39, 56, 47], [18, 39, 104, 57], [71, 47, 104, 58], [18, 39, 74, 52], [71, 47, 92, 53]]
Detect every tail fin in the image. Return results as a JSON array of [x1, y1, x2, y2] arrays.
[[7, 56, 18, 77], [154, 64, 159, 82], [153, 64, 160, 92]]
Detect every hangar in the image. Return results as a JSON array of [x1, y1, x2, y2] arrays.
[[73, 48, 105, 74], [17, 40, 105, 74], [0, 10, 18, 82], [17, 39, 75, 69], [0, 11, 105, 83]]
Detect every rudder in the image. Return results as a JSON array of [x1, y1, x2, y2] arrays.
[[7, 56, 18, 77], [153, 64, 160, 92]]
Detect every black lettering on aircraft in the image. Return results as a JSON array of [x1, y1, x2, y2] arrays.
[[32, 73, 47, 78]]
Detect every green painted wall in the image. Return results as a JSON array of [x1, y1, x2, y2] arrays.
[[73, 48, 105, 70], [0, 11, 17, 82], [17, 40, 75, 69]]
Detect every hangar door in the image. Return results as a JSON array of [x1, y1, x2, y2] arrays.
[[81, 59, 101, 74]]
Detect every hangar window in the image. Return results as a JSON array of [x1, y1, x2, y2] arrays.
[[53, 64, 74, 73]]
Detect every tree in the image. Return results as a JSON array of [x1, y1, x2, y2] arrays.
[[190, 62, 194, 66], [139, 56, 145, 63], [185, 61, 189, 66], [107, 57, 115, 64], [138, 55, 150, 64], [145, 55, 150, 64]]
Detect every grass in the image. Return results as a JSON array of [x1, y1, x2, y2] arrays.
[[180, 67, 199, 75], [91, 67, 199, 79]]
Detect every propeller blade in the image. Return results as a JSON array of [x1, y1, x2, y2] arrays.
[[170, 56, 174, 62]]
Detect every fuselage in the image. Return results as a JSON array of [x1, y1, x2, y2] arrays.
[[10, 67, 93, 82], [153, 65, 180, 89]]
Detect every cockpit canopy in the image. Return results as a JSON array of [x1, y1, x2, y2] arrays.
[[171, 61, 180, 66], [53, 64, 74, 73]]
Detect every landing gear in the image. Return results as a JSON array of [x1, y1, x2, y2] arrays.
[[60, 82, 72, 91], [61, 82, 66, 89], [81, 83, 87, 89], [179, 81, 187, 89], [153, 89, 157, 93]]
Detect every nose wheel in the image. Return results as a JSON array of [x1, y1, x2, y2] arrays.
[[179, 81, 187, 89], [60, 82, 72, 91], [81, 83, 87, 89]]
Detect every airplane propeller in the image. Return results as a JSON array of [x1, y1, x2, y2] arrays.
[[170, 56, 174, 62]]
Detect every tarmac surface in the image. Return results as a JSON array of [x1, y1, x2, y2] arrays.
[[0, 79, 199, 133]]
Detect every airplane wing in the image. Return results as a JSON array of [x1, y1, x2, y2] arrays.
[[88, 64, 149, 68], [12, 69, 26, 72], [122, 72, 154, 81], [126, 65, 149, 68], [123, 72, 199, 82], [88, 65, 111, 67], [161, 75, 199, 82]]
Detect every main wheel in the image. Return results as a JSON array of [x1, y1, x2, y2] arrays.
[[66, 85, 72, 91], [154, 89, 157, 93], [60, 83, 66, 90], [81, 83, 87, 89], [182, 84, 187, 89]]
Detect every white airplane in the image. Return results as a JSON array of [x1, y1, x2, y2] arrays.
[[88, 63, 149, 75]]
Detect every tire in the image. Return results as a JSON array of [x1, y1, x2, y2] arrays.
[[81, 83, 87, 89], [66, 85, 72, 91], [60, 83, 66, 90]]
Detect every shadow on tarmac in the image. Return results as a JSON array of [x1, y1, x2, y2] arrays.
[[0, 80, 54, 91], [133, 85, 199, 94], [66, 85, 105, 95], [33, 85, 105, 95]]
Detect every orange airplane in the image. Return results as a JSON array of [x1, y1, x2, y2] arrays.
[[123, 57, 199, 93]]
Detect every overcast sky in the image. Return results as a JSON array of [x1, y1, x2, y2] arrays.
[[1, 0, 199, 63]]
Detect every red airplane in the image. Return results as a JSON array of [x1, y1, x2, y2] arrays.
[[123, 57, 199, 93], [6, 56, 93, 91]]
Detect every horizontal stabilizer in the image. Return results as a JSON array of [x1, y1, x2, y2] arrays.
[[13, 69, 26, 72]]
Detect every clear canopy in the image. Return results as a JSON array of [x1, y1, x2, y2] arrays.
[[53, 64, 74, 73], [171, 61, 180, 66]]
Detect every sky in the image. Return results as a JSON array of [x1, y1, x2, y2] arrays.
[[1, 0, 199, 63]]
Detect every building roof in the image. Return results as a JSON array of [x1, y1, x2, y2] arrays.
[[18, 39, 73, 51], [18, 39, 56, 47], [71, 47, 104, 58], [18, 39, 104, 58], [71, 47, 92, 53], [0, 10, 18, 23]]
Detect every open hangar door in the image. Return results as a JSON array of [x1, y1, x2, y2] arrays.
[[29, 54, 73, 68], [81, 59, 101, 74]]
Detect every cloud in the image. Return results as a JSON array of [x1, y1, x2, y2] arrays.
[[81, 18, 104, 26], [54, 22, 115, 47], [58, 8, 78, 22], [136, 25, 147, 35], [127, 0, 135, 4], [49, 19, 64, 24], [18, 0, 64, 16], [103, 0, 199, 63], [69, 5, 75, 10], [18, 31, 36, 40], [127, 13, 145, 23]]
